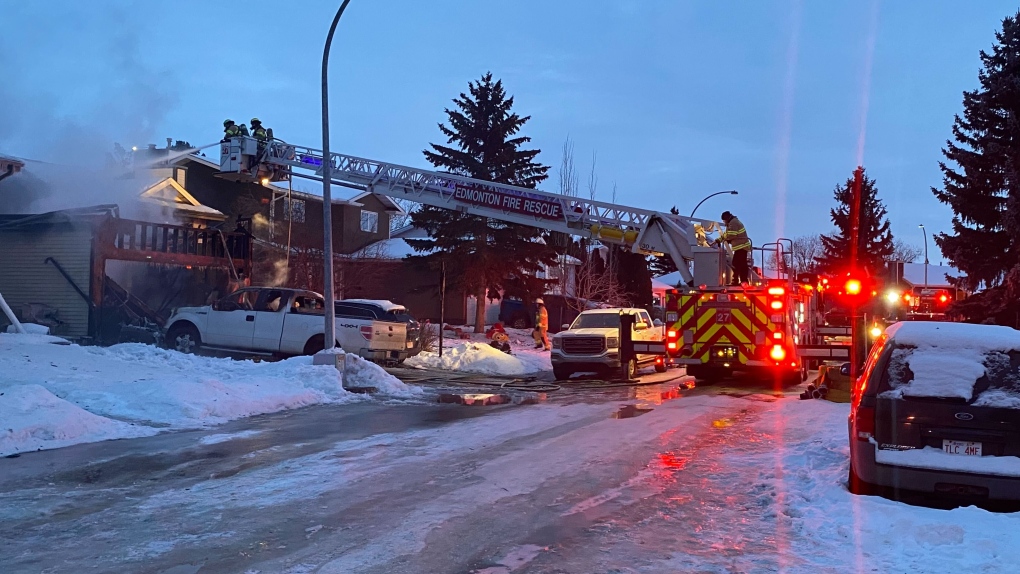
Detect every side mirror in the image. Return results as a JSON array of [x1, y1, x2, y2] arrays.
[[562, 324, 570, 330], [839, 363, 851, 377]]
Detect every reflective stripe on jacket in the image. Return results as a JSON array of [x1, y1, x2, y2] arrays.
[[536, 305, 549, 329], [224, 125, 241, 138], [721, 216, 751, 251], [253, 127, 268, 141]]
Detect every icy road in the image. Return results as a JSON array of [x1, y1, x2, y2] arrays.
[[4, 383, 1020, 574]]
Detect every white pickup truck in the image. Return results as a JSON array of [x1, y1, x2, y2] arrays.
[[164, 287, 415, 361], [550, 307, 666, 381]]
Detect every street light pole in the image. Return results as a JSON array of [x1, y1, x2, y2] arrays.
[[320, 0, 352, 353], [918, 224, 929, 288], [690, 190, 739, 218]]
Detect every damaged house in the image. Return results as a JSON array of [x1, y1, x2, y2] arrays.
[[0, 143, 471, 340]]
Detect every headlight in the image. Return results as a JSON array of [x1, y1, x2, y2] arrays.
[[607, 337, 619, 348], [552, 338, 561, 349]]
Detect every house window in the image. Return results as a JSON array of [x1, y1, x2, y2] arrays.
[[360, 209, 378, 233], [285, 199, 305, 223]]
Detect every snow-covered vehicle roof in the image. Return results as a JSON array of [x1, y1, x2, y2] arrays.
[[339, 299, 406, 312], [885, 321, 1020, 353], [882, 321, 1020, 404]]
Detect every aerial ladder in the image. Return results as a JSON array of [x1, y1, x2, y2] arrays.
[[216, 136, 738, 287]]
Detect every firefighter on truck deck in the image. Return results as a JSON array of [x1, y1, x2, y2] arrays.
[[712, 211, 752, 285]]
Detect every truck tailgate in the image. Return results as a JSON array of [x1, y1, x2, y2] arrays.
[[364, 321, 408, 351]]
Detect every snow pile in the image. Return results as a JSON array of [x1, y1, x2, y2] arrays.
[[405, 342, 538, 376], [883, 322, 1020, 401], [652, 398, 1020, 573], [342, 352, 423, 397], [0, 333, 422, 455], [0, 384, 158, 455], [4, 322, 51, 335]]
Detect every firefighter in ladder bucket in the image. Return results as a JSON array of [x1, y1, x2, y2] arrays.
[[713, 210, 752, 286]]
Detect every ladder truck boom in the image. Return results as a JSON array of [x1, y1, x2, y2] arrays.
[[217, 136, 731, 285]]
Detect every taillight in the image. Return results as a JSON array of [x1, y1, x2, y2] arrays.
[[855, 406, 875, 441], [769, 344, 786, 361], [770, 300, 783, 310], [667, 341, 678, 350], [667, 330, 677, 339], [360, 326, 373, 340], [767, 286, 785, 296], [772, 331, 783, 340]]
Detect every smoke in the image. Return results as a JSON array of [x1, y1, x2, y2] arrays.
[[0, 3, 181, 216]]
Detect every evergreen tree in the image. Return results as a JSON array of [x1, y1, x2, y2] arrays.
[[407, 73, 557, 332], [814, 167, 894, 277], [613, 246, 653, 308], [932, 12, 1020, 294]]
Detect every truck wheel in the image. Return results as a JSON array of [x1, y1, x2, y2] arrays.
[[166, 324, 200, 354], [552, 365, 573, 381], [303, 335, 341, 356], [511, 315, 528, 329], [618, 359, 637, 381], [654, 361, 668, 373]]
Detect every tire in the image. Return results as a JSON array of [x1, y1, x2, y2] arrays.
[[618, 358, 637, 382], [552, 364, 573, 381], [166, 323, 200, 354], [511, 315, 528, 329], [654, 362, 667, 373], [303, 335, 340, 356]]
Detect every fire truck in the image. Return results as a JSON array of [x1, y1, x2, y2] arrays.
[[216, 136, 848, 381], [661, 249, 848, 384]]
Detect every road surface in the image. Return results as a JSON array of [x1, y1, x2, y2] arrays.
[[1, 374, 805, 573]]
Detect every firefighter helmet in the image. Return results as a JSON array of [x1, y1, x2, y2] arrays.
[[250, 117, 261, 125], [223, 119, 234, 126]]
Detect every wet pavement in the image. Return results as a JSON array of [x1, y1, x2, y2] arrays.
[[1, 368, 813, 574]]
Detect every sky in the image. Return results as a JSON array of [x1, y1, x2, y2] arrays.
[[2, 0, 1018, 263]]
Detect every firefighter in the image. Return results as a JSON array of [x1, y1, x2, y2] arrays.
[[251, 118, 268, 142], [222, 119, 242, 141], [714, 211, 752, 285], [532, 298, 551, 351], [490, 331, 513, 354]]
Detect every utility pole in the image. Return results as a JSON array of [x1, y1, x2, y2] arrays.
[[318, 0, 352, 353], [849, 166, 864, 380]]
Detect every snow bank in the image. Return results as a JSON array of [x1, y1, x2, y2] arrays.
[[343, 353, 423, 398], [0, 384, 158, 455], [405, 342, 538, 376], [4, 322, 50, 335], [0, 333, 422, 455], [679, 398, 1020, 573]]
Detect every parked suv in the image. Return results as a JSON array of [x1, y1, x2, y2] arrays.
[[849, 321, 1020, 501], [550, 308, 666, 381], [498, 294, 599, 333]]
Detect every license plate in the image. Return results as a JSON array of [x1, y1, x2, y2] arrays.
[[943, 439, 982, 456]]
